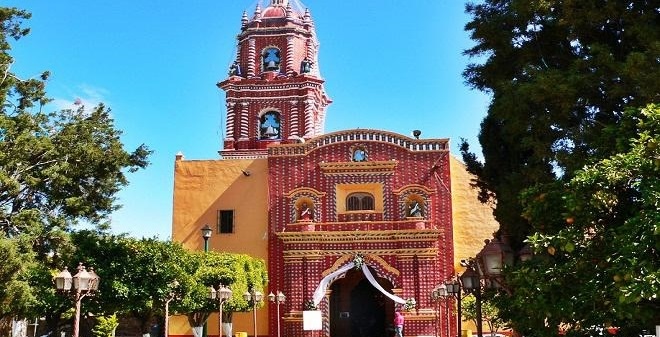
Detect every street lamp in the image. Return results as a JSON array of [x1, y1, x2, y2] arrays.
[[268, 291, 286, 337], [476, 237, 513, 290], [209, 285, 233, 337], [464, 235, 532, 337], [445, 280, 462, 337], [53, 263, 100, 337], [201, 225, 212, 337], [243, 289, 263, 337], [460, 264, 482, 337], [201, 224, 213, 252], [431, 284, 449, 337]]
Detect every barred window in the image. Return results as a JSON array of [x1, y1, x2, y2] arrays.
[[346, 193, 375, 211]]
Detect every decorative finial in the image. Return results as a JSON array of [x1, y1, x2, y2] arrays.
[[254, 4, 262, 22], [286, 2, 293, 20], [241, 10, 248, 29], [303, 8, 311, 23]]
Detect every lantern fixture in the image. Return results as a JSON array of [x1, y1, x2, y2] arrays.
[[476, 237, 514, 278], [52, 263, 100, 337]]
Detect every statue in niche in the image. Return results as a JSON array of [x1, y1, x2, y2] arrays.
[[408, 200, 423, 217], [228, 61, 242, 77], [298, 202, 313, 221]]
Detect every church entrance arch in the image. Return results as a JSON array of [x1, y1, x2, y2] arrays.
[[329, 267, 394, 337]]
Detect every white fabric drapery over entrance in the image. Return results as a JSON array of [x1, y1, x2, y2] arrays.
[[312, 261, 406, 306]]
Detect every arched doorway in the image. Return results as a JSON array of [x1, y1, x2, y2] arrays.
[[329, 267, 394, 337]]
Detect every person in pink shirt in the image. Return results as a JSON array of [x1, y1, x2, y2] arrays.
[[393, 310, 404, 337]]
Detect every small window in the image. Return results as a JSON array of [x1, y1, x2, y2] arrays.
[[346, 192, 374, 211], [217, 210, 234, 233]]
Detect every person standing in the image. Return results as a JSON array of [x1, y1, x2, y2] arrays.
[[393, 310, 404, 337]]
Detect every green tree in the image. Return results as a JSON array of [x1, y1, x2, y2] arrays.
[[175, 251, 268, 337], [1, 6, 151, 239], [499, 105, 659, 336], [91, 314, 119, 337], [460, 0, 659, 335], [461, 294, 506, 336], [0, 5, 150, 327], [86, 236, 192, 337], [460, 0, 659, 248], [0, 235, 34, 326], [45, 232, 197, 337]]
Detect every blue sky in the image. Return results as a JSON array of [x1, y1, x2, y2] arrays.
[[6, 1, 490, 239]]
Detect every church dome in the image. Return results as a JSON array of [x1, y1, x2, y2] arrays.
[[253, 0, 308, 21], [262, 5, 286, 18]]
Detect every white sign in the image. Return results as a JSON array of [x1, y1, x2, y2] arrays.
[[303, 310, 322, 331]]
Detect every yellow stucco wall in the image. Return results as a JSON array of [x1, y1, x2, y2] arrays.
[[449, 155, 500, 334], [171, 157, 270, 337], [172, 157, 269, 254], [449, 155, 499, 273]]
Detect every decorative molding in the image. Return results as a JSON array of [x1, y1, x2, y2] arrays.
[[277, 229, 443, 244], [285, 187, 326, 198], [319, 161, 397, 176], [268, 129, 449, 157], [281, 248, 439, 259], [393, 184, 436, 196]]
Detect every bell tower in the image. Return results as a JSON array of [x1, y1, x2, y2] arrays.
[[217, 0, 332, 159]]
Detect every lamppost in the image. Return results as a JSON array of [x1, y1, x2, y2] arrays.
[[201, 224, 212, 337], [202, 224, 212, 252], [268, 291, 286, 337], [445, 280, 462, 337], [462, 235, 532, 337], [53, 263, 100, 337], [243, 289, 263, 337], [431, 284, 448, 337], [209, 285, 232, 337], [476, 237, 515, 288], [459, 262, 483, 337]]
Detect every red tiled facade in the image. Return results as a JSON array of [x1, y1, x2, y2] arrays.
[[266, 132, 454, 337]]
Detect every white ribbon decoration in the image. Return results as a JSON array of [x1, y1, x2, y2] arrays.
[[312, 261, 406, 306], [361, 263, 406, 304]]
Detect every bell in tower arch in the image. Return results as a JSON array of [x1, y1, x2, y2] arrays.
[[263, 47, 281, 71], [266, 60, 278, 70]]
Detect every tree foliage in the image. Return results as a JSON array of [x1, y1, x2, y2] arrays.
[[499, 105, 659, 335], [178, 251, 268, 329], [0, 6, 151, 325], [21, 230, 269, 335], [461, 0, 659, 248], [461, 0, 659, 335], [1, 6, 151, 247], [461, 294, 506, 335], [0, 234, 34, 320]]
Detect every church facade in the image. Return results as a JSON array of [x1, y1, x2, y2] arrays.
[[171, 1, 498, 337]]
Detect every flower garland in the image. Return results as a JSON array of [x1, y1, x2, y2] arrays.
[[303, 300, 318, 311], [353, 254, 364, 270], [403, 298, 416, 311]]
